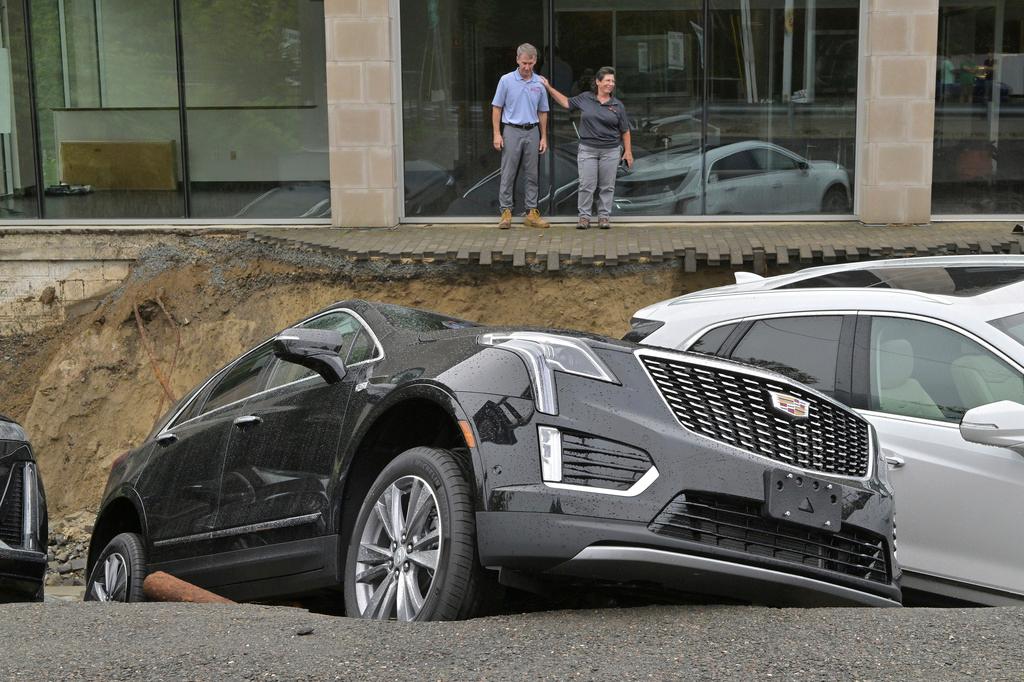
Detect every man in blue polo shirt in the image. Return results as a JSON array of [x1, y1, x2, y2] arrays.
[[491, 43, 550, 229]]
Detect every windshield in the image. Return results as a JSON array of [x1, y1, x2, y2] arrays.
[[991, 312, 1024, 349], [375, 303, 479, 332]]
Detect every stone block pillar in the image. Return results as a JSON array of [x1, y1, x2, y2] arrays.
[[325, 0, 399, 227], [858, 0, 939, 225]]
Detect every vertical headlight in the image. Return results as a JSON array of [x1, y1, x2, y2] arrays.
[[479, 332, 618, 415]]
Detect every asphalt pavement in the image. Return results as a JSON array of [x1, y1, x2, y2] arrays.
[[0, 602, 1020, 681]]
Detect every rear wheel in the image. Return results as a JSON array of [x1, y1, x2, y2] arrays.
[[85, 532, 147, 602], [343, 447, 486, 621], [821, 185, 850, 213]]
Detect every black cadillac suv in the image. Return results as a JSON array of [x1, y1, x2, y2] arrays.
[[0, 415, 47, 602], [87, 301, 900, 617]]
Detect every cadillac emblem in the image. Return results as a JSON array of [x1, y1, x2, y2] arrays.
[[767, 391, 811, 419]]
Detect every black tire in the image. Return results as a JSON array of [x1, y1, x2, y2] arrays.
[[343, 446, 486, 621], [84, 532, 147, 602], [821, 185, 850, 213]]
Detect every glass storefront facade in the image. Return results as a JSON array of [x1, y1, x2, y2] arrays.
[[934, 0, 1024, 215], [399, 0, 860, 219], [0, 0, 328, 220]]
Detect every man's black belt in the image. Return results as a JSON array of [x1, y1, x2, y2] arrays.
[[503, 122, 537, 130]]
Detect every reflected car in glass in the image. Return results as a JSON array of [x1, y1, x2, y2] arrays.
[[0, 415, 47, 603], [615, 141, 851, 216], [633, 113, 721, 152], [629, 255, 1024, 605], [87, 300, 899, 618], [448, 140, 849, 218]]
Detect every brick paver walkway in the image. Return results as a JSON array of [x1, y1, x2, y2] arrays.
[[251, 222, 1024, 273]]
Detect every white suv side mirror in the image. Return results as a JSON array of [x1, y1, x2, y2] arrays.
[[960, 401, 1024, 455]]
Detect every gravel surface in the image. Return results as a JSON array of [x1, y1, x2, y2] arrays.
[[0, 602, 1020, 681]]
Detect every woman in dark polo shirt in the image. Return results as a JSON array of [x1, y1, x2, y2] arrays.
[[540, 66, 633, 229]]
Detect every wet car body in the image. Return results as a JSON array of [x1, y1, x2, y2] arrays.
[[90, 301, 899, 614], [0, 416, 47, 602]]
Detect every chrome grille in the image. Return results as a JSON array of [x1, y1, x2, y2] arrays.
[[0, 464, 25, 546], [639, 353, 870, 477], [560, 432, 652, 491], [650, 492, 891, 585]]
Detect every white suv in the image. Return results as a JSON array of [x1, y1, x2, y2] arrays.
[[629, 256, 1024, 605]]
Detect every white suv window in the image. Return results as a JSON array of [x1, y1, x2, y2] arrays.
[[730, 316, 843, 396], [868, 316, 1024, 423]]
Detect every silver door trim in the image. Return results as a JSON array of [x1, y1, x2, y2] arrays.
[[153, 512, 322, 548]]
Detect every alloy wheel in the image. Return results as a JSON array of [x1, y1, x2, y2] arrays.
[[353, 475, 441, 621], [90, 552, 129, 602]]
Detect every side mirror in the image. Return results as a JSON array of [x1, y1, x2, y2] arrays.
[[798, 160, 809, 171], [272, 328, 347, 384], [960, 401, 1024, 455]]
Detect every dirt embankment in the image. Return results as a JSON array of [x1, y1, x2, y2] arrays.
[[1, 234, 735, 521]]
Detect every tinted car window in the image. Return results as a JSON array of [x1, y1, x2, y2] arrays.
[[204, 346, 275, 413], [376, 303, 479, 331], [265, 311, 377, 390], [750, 148, 799, 172], [689, 323, 739, 355], [766, 150, 799, 171], [781, 266, 1024, 296], [730, 316, 843, 395], [347, 329, 376, 365], [710, 150, 761, 181], [170, 388, 207, 427], [991, 312, 1024, 350], [868, 316, 1024, 422]]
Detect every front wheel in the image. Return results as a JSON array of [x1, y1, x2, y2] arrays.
[[343, 447, 486, 621], [85, 532, 147, 602], [821, 185, 850, 213]]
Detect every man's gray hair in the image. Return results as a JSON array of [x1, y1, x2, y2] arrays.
[[516, 43, 538, 59]]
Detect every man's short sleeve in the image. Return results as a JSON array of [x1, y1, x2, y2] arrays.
[[538, 87, 550, 113], [491, 75, 507, 109]]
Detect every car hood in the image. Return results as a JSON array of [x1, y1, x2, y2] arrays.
[[808, 160, 848, 177]]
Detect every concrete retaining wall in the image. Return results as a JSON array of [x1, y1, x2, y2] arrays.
[[0, 234, 152, 335]]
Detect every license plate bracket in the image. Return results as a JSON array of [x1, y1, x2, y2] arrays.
[[764, 469, 842, 532]]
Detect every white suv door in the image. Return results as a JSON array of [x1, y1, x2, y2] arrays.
[[855, 314, 1024, 600]]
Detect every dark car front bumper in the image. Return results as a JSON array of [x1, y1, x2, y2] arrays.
[[476, 512, 899, 607], [0, 546, 46, 602], [460, 348, 900, 607], [0, 454, 48, 603]]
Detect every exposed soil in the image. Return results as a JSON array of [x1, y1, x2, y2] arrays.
[[1, 234, 738, 522]]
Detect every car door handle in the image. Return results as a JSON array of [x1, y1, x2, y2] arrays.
[[884, 455, 905, 469], [155, 432, 178, 447], [233, 415, 263, 428]]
